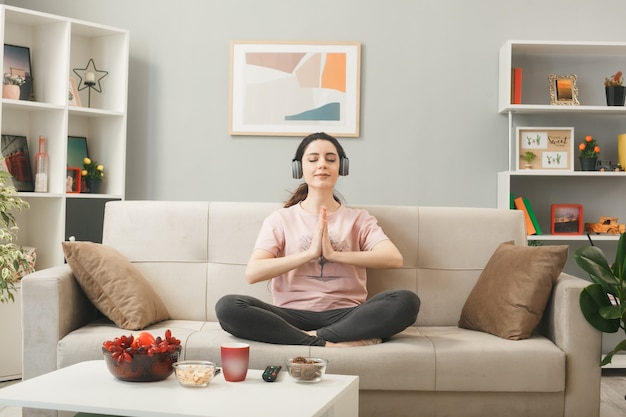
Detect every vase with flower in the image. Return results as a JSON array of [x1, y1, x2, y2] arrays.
[[578, 135, 600, 171], [605, 71, 626, 106], [2, 73, 25, 100], [82, 157, 104, 193]]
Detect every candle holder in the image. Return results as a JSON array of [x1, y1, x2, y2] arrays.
[[72, 58, 108, 108]]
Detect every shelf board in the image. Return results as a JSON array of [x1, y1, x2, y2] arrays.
[[2, 100, 65, 112], [528, 234, 619, 241], [66, 193, 122, 199], [506, 40, 626, 56], [17, 192, 122, 200], [500, 104, 626, 115], [16, 192, 64, 198], [500, 170, 626, 177], [69, 107, 125, 117]]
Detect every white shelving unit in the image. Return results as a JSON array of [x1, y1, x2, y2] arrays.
[[497, 40, 626, 242], [498, 41, 626, 364], [0, 5, 128, 381], [0, 5, 128, 268]]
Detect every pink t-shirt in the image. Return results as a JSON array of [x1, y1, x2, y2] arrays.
[[253, 204, 389, 311]]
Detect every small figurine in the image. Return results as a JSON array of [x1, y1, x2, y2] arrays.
[[597, 160, 625, 172], [584, 217, 626, 235]]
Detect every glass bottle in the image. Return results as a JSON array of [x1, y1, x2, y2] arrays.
[[34, 136, 49, 193]]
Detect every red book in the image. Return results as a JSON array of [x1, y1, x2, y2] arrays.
[[511, 68, 522, 104]]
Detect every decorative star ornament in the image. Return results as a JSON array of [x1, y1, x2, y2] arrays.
[[73, 58, 108, 93]]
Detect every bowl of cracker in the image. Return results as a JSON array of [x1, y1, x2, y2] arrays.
[[173, 360, 217, 387]]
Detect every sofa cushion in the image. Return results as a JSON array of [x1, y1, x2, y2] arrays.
[[61, 241, 169, 330], [421, 326, 565, 392], [458, 242, 568, 340]]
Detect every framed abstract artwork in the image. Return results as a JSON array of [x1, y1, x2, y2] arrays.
[[229, 41, 361, 137]]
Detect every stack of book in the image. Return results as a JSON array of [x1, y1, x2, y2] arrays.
[[511, 194, 542, 235]]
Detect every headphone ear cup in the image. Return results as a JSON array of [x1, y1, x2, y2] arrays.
[[339, 157, 349, 176], [292, 159, 303, 179]]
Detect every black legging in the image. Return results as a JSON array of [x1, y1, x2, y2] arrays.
[[215, 290, 420, 346]]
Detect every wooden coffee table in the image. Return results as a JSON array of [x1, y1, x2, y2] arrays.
[[0, 360, 358, 417]]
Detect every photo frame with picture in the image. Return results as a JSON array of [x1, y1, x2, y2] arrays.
[[66, 167, 81, 193], [0, 134, 34, 191], [67, 136, 89, 192], [3, 44, 33, 101], [549, 74, 579, 106], [551, 204, 583, 235], [68, 76, 81, 107], [516, 127, 574, 171]]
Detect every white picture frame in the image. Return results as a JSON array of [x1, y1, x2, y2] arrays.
[[229, 40, 361, 137]]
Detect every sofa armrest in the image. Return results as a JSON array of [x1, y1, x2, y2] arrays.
[[21, 265, 98, 380], [540, 272, 601, 417]]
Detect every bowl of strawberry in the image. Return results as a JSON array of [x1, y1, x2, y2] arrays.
[[102, 329, 182, 382]]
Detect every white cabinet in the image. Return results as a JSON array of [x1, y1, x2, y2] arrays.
[[0, 6, 128, 380], [497, 40, 626, 242], [0, 5, 129, 268]]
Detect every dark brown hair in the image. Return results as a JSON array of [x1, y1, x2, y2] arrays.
[[284, 132, 347, 208]]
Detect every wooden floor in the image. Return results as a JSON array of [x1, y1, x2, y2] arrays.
[[601, 368, 626, 417], [0, 369, 625, 416]]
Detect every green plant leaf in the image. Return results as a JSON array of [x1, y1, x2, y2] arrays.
[[613, 233, 626, 280], [575, 245, 619, 286], [580, 284, 620, 333], [599, 304, 626, 320], [601, 339, 626, 366]]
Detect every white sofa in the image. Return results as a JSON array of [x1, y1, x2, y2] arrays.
[[21, 201, 601, 417]]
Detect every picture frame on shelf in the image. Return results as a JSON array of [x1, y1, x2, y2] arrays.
[[516, 127, 574, 171], [551, 204, 584, 235], [0, 134, 34, 191], [68, 76, 82, 107], [67, 136, 89, 193], [548, 74, 579, 106], [229, 40, 361, 137], [66, 167, 81, 193], [3, 44, 33, 101], [67, 136, 88, 167]]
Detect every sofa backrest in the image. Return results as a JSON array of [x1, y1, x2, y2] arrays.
[[102, 201, 526, 326]]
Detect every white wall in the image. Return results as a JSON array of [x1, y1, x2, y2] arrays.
[[6, 0, 626, 207]]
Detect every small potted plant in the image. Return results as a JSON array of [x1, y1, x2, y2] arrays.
[[521, 151, 536, 169], [575, 233, 626, 365], [0, 168, 33, 303], [2, 73, 25, 100], [82, 157, 104, 194], [578, 135, 600, 171], [604, 71, 625, 106]]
